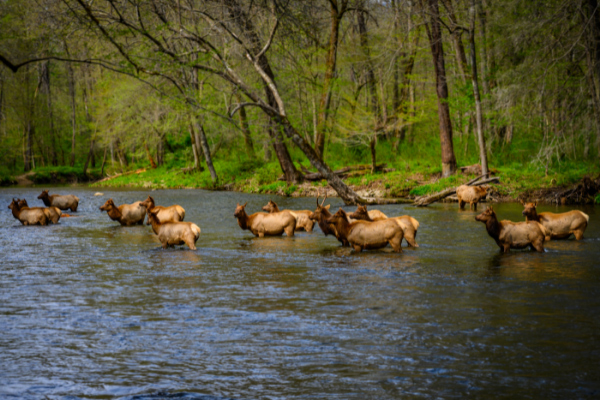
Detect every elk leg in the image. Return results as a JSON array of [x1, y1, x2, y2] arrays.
[[305, 220, 314, 232], [161, 242, 168, 249], [284, 226, 295, 237], [403, 229, 418, 247], [459, 199, 465, 209], [532, 239, 545, 252], [502, 244, 511, 253], [473, 202, 478, 211], [389, 235, 403, 253], [574, 230, 584, 240], [352, 244, 363, 252]]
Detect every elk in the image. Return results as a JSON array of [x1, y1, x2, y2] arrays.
[[147, 208, 201, 250], [348, 204, 420, 247], [18, 199, 62, 224], [326, 208, 404, 253], [456, 185, 488, 210], [476, 206, 546, 252], [37, 190, 79, 211], [140, 195, 185, 224], [521, 201, 588, 240], [8, 198, 48, 226], [262, 199, 315, 232], [234, 202, 296, 237], [309, 195, 348, 246], [348, 204, 388, 221], [99, 198, 147, 226]]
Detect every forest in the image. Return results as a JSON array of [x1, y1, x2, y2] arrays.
[[1, 0, 599, 204]]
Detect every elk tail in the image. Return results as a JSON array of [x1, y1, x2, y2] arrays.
[[581, 212, 589, 223], [191, 223, 201, 239], [409, 216, 420, 230]]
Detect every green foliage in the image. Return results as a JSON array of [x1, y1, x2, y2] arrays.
[[0, 166, 16, 186], [408, 174, 464, 197], [30, 166, 102, 184]]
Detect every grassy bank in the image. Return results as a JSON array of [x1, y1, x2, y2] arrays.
[[90, 154, 600, 204], [5, 139, 599, 204]]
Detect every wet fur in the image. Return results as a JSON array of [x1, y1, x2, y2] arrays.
[[140, 196, 185, 225], [234, 203, 296, 237], [262, 200, 315, 232], [38, 190, 79, 211], [100, 199, 147, 226], [476, 207, 545, 252], [148, 209, 200, 250]]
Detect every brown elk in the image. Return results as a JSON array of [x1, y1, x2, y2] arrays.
[[309, 195, 349, 246], [348, 204, 420, 247], [234, 202, 296, 237], [476, 206, 546, 252], [18, 199, 62, 224], [99, 198, 147, 226], [140, 195, 185, 225], [456, 185, 488, 210], [37, 190, 79, 211], [348, 204, 388, 221], [326, 208, 404, 253], [521, 201, 589, 240], [147, 208, 201, 250], [262, 199, 315, 232], [8, 199, 48, 226]]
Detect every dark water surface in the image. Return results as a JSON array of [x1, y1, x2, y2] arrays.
[[1, 187, 599, 399]]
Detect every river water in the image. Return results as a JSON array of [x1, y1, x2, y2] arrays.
[[0, 187, 599, 399]]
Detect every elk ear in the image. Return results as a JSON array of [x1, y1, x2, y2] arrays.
[[243, 202, 247, 208], [325, 204, 331, 210], [534, 201, 537, 207]]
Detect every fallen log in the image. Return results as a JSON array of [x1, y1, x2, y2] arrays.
[[94, 168, 147, 183], [414, 175, 499, 207], [278, 163, 389, 181]]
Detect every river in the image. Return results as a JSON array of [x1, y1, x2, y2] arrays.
[[1, 187, 599, 399]]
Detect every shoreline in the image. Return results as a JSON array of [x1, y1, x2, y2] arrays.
[[4, 166, 599, 206]]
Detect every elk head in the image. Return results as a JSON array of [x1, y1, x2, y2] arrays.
[[309, 194, 331, 221], [521, 201, 538, 218], [234, 202, 248, 218], [348, 204, 370, 221], [475, 206, 495, 223], [140, 196, 154, 210], [37, 190, 49, 200], [99, 198, 116, 212], [261, 200, 278, 213]]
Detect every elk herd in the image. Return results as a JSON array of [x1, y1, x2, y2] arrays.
[[6, 189, 591, 254]]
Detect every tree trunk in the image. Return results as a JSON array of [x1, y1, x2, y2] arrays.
[[67, 62, 77, 167], [470, 1, 489, 176], [442, 0, 470, 84], [188, 122, 202, 171], [236, 93, 255, 159], [41, 61, 58, 166], [100, 146, 108, 176], [357, 6, 380, 173], [194, 121, 218, 183], [279, 116, 363, 204], [223, 0, 301, 182], [588, 0, 600, 158], [314, 1, 346, 159], [144, 143, 157, 168], [426, 0, 457, 177]]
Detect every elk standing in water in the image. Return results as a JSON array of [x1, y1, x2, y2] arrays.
[[456, 185, 488, 210], [326, 208, 404, 253], [309, 195, 348, 246], [99, 198, 147, 226], [348, 204, 420, 247], [476, 206, 546, 252], [262, 199, 315, 232], [140, 195, 185, 224], [8, 199, 48, 226], [147, 208, 201, 250], [18, 199, 62, 224], [37, 190, 79, 211], [521, 201, 588, 240], [234, 202, 296, 237]]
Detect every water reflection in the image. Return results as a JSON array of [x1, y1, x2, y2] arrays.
[[0, 187, 599, 399]]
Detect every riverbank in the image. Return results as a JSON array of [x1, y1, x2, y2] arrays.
[[4, 161, 599, 205], [88, 161, 600, 205]]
